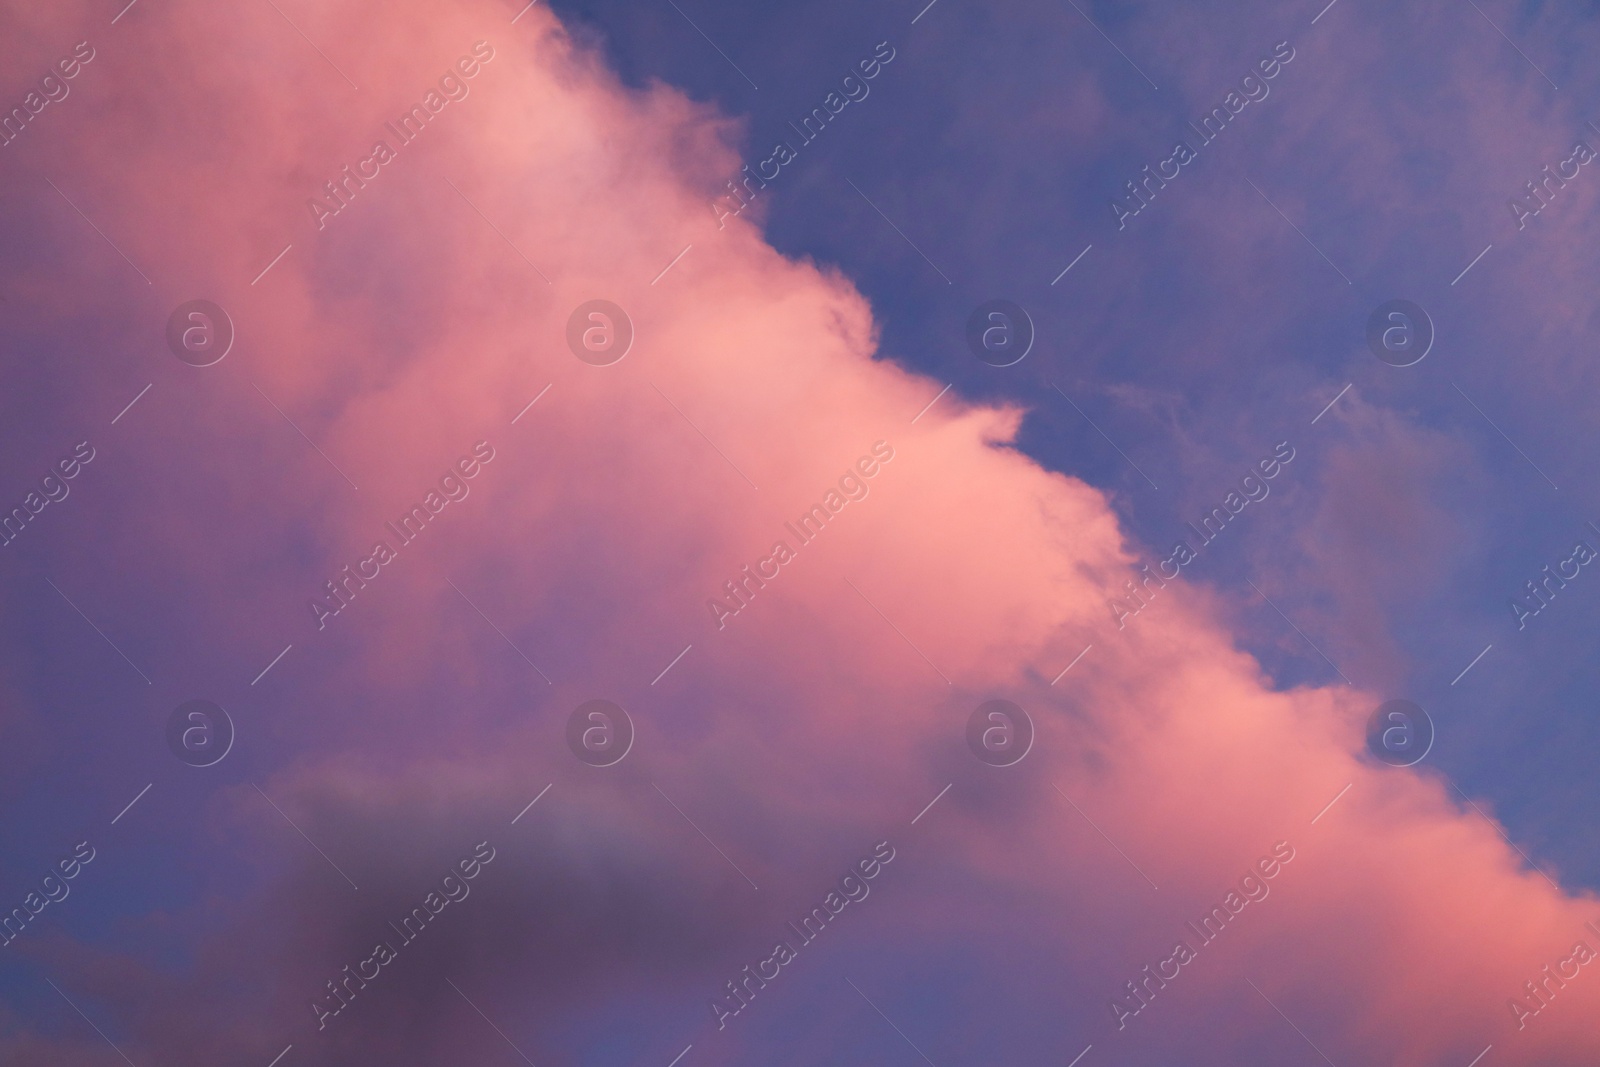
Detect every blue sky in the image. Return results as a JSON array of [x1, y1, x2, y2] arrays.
[[545, 0, 1600, 889]]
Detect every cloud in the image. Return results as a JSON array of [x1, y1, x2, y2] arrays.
[[1, 2, 1597, 1065]]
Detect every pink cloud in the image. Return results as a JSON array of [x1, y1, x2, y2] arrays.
[[0, 2, 1596, 1065]]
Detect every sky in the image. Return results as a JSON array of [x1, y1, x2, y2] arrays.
[[1, 0, 1599, 1065]]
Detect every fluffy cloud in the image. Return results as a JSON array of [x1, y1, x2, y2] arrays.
[[0, 2, 1596, 1065]]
